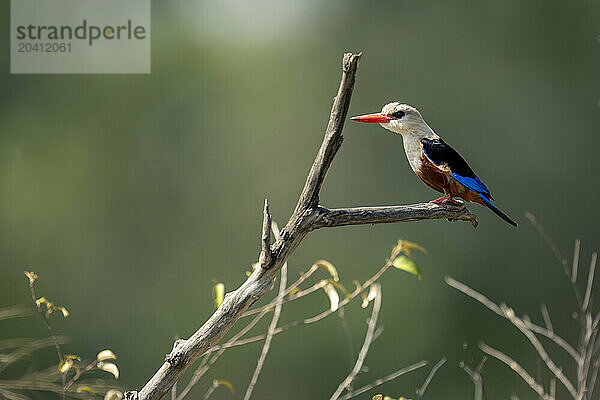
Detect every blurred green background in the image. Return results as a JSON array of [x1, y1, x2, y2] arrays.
[[1, 0, 599, 398]]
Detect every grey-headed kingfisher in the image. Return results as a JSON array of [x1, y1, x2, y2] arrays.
[[351, 102, 517, 227]]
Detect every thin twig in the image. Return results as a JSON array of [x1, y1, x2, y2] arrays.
[[24, 272, 66, 400], [460, 357, 486, 400], [243, 224, 287, 400], [202, 380, 228, 400], [524, 213, 582, 307], [241, 264, 319, 318], [202, 383, 216, 400], [330, 284, 382, 400], [446, 276, 579, 361], [286, 280, 327, 301], [209, 240, 411, 356], [540, 303, 554, 333], [63, 359, 96, 392], [445, 276, 502, 315], [583, 252, 597, 312], [219, 259, 394, 352], [579, 315, 598, 398], [24, 274, 64, 364], [337, 361, 428, 400], [500, 304, 577, 398], [416, 357, 446, 399], [572, 239, 581, 283], [588, 358, 599, 398], [524, 213, 569, 276], [479, 342, 552, 400], [523, 319, 579, 361]]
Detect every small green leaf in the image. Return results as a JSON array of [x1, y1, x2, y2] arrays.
[[392, 255, 422, 279], [58, 359, 73, 374], [213, 283, 225, 309], [76, 386, 96, 395], [97, 362, 119, 379], [96, 349, 117, 361], [214, 379, 235, 393], [314, 260, 339, 282]]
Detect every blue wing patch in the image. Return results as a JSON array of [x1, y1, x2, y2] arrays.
[[420, 138, 493, 199], [451, 173, 491, 197]]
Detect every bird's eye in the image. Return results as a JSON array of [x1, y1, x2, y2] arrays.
[[391, 110, 405, 119]]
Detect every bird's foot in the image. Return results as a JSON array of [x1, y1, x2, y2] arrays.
[[430, 195, 462, 207]]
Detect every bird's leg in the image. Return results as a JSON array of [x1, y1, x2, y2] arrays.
[[430, 193, 462, 207], [430, 194, 451, 204]]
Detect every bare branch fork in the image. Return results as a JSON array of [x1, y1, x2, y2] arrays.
[[126, 52, 477, 400]]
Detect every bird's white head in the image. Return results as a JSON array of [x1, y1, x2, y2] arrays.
[[351, 102, 437, 139]]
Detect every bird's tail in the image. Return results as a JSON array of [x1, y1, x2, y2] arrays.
[[480, 196, 518, 227]]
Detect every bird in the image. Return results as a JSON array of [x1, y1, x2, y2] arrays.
[[351, 102, 517, 227]]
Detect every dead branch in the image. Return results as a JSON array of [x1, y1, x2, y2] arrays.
[[126, 52, 477, 400], [242, 223, 287, 400]]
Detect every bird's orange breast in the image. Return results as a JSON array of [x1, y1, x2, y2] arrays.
[[415, 153, 485, 204], [415, 153, 449, 194]]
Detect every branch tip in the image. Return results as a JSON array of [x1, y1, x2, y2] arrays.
[[259, 199, 273, 268], [343, 52, 362, 71]]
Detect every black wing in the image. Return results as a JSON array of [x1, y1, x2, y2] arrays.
[[421, 138, 475, 177], [421, 138, 491, 197]]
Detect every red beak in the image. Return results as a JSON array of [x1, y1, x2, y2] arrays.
[[350, 113, 393, 123]]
